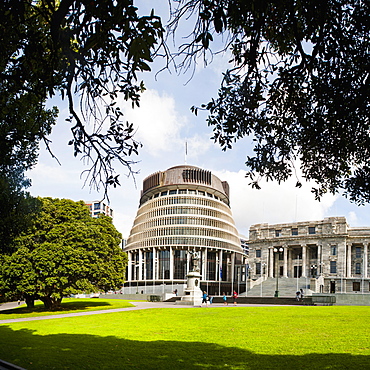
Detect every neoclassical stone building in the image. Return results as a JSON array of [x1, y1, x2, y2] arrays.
[[123, 165, 247, 295], [247, 217, 370, 294]]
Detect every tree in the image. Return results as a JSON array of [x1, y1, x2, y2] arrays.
[[0, 0, 164, 196], [0, 88, 57, 253], [169, 0, 369, 204], [0, 197, 127, 310], [1, 1, 369, 205]]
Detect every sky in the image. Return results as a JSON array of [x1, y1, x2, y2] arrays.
[[26, 1, 370, 239]]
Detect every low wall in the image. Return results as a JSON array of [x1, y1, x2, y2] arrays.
[[311, 293, 370, 305], [334, 293, 370, 306]]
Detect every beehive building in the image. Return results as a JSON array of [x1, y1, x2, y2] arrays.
[[123, 165, 247, 295]]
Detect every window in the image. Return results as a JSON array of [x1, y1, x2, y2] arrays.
[[331, 245, 337, 256], [169, 190, 177, 195], [178, 189, 187, 194], [355, 263, 361, 274], [291, 228, 298, 236], [356, 247, 362, 258], [256, 262, 261, 275], [256, 249, 261, 258], [308, 226, 316, 235], [353, 282, 360, 292], [330, 261, 337, 274], [275, 229, 282, 237], [161, 191, 168, 196], [94, 202, 100, 210]]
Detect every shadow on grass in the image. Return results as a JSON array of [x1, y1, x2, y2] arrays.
[[0, 300, 112, 316], [0, 325, 369, 370]]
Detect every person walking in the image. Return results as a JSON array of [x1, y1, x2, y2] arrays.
[[233, 290, 238, 305], [223, 293, 228, 305], [202, 291, 208, 306], [300, 288, 304, 301]]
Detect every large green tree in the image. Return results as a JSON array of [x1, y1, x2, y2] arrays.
[[170, 0, 369, 203], [0, 89, 57, 253], [0, 0, 368, 206], [0, 0, 163, 195], [0, 197, 127, 310]]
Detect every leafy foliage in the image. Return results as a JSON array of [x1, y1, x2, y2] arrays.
[[170, 0, 370, 203], [0, 197, 127, 310], [0, 0, 164, 196]]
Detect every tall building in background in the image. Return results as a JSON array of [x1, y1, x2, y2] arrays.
[[85, 201, 113, 218], [123, 165, 247, 295]]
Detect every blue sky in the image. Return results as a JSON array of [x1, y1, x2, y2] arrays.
[[26, 1, 370, 238]]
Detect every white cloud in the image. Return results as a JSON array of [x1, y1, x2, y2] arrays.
[[213, 169, 337, 237], [121, 89, 187, 156], [186, 133, 213, 160], [347, 211, 358, 225]]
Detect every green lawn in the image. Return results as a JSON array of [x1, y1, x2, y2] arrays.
[[0, 298, 135, 320], [1, 305, 370, 369]]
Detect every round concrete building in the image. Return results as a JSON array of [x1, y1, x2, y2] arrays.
[[123, 165, 246, 296]]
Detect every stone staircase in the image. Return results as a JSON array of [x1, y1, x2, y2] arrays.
[[246, 277, 311, 297]]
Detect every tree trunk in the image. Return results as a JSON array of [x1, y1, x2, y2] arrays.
[[40, 296, 63, 310], [24, 295, 35, 308]]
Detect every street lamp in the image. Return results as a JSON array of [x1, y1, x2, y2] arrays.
[[261, 263, 267, 297], [273, 247, 283, 297]]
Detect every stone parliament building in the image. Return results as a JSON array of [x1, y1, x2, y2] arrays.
[[247, 217, 370, 294], [122, 164, 370, 299]]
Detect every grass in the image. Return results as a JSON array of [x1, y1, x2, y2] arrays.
[[0, 298, 135, 320], [1, 305, 370, 369]]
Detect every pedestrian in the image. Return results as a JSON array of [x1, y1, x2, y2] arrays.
[[208, 295, 213, 304], [202, 291, 208, 306], [174, 289, 178, 296], [223, 293, 228, 305], [233, 290, 238, 305], [300, 288, 304, 301], [295, 291, 300, 301]]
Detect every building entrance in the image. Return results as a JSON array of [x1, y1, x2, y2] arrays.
[[330, 281, 336, 293], [294, 266, 302, 278]]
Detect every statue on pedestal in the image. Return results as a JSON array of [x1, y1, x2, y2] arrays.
[[190, 250, 200, 272]]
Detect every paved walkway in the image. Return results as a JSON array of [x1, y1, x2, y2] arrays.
[[0, 300, 294, 325]]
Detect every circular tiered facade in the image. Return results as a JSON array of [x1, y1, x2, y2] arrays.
[[124, 165, 246, 295]]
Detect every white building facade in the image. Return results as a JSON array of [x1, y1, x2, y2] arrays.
[[123, 165, 247, 295], [247, 217, 370, 294]]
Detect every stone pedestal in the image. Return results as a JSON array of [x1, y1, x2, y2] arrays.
[[178, 271, 203, 306]]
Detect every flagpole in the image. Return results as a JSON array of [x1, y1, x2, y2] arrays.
[[185, 141, 187, 164]]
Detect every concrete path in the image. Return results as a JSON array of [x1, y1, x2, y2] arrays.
[[0, 300, 295, 325]]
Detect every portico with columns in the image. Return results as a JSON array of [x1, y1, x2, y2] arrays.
[[248, 217, 370, 294]]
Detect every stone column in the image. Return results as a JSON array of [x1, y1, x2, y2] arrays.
[[186, 250, 191, 275], [219, 249, 223, 281], [364, 243, 368, 278], [231, 252, 235, 283], [154, 248, 158, 281], [347, 244, 352, 277], [169, 246, 174, 280], [269, 248, 274, 277], [202, 247, 208, 280], [283, 246, 288, 277], [216, 251, 219, 281], [127, 251, 132, 282], [138, 249, 143, 281], [302, 244, 307, 277]]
